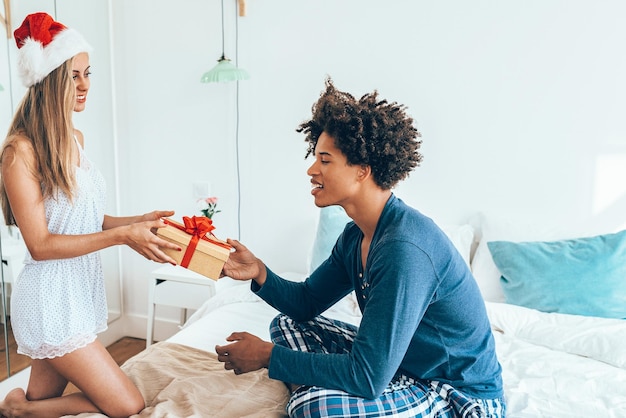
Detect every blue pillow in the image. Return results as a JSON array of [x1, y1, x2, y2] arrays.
[[309, 206, 351, 272], [487, 229, 626, 319]]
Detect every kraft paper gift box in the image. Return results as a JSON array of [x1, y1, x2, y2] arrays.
[[157, 216, 231, 280]]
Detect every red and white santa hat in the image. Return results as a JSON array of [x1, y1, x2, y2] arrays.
[[13, 12, 92, 87]]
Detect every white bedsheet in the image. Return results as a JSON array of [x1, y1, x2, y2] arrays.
[[168, 284, 279, 352], [486, 302, 626, 417], [168, 280, 626, 417], [168, 278, 361, 354]]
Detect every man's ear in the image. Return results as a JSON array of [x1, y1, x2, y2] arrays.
[[357, 165, 371, 181]]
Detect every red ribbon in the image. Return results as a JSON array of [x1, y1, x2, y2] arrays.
[[163, 216, 231, 268]]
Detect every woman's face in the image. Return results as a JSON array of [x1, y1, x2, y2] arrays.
[[72, 52, 91, 113], [306, 132, 362, 208]]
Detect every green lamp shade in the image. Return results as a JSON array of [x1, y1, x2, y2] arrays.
[[201, 57, 250, 83], [0, 83, 4, 92]]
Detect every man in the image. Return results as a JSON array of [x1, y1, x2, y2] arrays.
[[216, 78, 504, 418]]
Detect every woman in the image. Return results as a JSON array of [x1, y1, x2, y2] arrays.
[[0, 13, 180, 417], [216, 78, 505, 417]]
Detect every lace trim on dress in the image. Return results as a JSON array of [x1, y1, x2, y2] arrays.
[[19, 323, 107, 359]]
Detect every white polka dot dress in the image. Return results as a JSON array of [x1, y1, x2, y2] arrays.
[[11, 140, 108, 359]]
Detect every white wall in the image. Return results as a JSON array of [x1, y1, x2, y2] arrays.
[[109, 1, 626, 338]]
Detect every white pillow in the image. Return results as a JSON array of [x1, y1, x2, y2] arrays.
[[470, 212, 568, 302], [440, 224, 474, 268]]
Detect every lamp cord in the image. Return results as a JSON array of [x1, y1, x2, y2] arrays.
[[220, 0, 226, 57], [235, 0, 242, 240]]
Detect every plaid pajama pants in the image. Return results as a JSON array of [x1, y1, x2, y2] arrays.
[[270, 314, 506, 418]]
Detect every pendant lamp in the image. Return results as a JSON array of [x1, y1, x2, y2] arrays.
[[201, 0, 249, 83]]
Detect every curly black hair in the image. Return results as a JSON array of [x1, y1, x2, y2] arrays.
[[297, 77, 423, 190]]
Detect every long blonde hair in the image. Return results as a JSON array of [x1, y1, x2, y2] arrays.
[[0, 59, 77, 226]]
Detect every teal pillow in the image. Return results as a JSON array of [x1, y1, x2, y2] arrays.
[[487, 230, 626, 319], [309, 206, 351, 272]]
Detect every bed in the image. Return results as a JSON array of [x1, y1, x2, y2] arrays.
[[70, 209, 626, 418]]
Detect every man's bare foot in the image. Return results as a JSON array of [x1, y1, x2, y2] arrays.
[[0, 388, 28, 418]]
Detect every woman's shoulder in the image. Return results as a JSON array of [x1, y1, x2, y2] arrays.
[[2, 134, 36, 160], [1, 135, 41, 180], [74, 129, 84, 148]]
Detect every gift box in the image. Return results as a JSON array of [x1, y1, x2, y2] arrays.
[[157, 216, 231, 280]]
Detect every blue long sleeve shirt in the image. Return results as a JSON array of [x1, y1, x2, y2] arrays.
[[253, 195, 503, 399]]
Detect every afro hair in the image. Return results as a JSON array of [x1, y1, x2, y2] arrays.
[[297, 77, 423, 190]]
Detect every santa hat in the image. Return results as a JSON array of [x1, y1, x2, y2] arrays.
[[14, 12, 92, 87]]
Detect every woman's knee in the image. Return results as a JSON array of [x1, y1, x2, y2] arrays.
[[100, 394, 144, 418]]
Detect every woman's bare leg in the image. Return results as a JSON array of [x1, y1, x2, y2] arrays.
[[26, 358, 68, 400], [0, 340, 144, 418]]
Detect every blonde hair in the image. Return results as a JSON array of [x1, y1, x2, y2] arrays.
[[0, 59, 77, 226]]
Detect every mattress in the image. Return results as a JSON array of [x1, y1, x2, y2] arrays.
[[168, 279, 626, 418]]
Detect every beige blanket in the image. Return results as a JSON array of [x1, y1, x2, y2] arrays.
[[66, 342, 290, 418]]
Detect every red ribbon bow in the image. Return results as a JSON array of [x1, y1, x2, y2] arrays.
[[164, 216, 230, 268], [182, 215, 215, 236]]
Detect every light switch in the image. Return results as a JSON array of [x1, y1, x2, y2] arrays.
[[193, 181, 211, 198]]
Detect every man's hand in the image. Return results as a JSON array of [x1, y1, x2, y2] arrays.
[[221, 239, 267, 286], [215, 332, 274, 375]]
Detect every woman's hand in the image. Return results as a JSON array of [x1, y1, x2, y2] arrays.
[[103, 210, 175, 231], [140, 210, 175, 223], [221, 239, 267, 285], [125, 218, 180, 264]]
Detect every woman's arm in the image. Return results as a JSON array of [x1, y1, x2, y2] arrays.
[[1, 137, 180, 263], [102, 211, 174, 231]]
